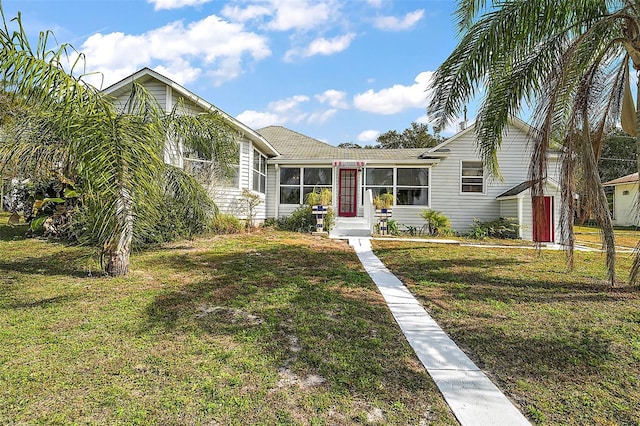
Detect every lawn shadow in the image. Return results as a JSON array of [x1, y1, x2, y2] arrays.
[[139, 242, 448, 404], [0, 248, 99, 279], [0, 223, 30, 241]]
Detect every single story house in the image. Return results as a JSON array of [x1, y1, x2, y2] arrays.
[[104, 68, 562, 242], [603, 172, 639, 227]]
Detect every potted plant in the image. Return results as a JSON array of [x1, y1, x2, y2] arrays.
[[373, 193, 394, 214]]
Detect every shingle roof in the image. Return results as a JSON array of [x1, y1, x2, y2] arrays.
[[496, 181, 535, 198], [602, 172, 639, 186], [256, 126, 436, 161]]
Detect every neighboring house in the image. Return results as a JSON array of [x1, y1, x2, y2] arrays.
[[104, 68, 562, 242], [603, 172, 639, 227]]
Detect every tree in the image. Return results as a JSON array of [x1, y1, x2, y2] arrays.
[[0, 8, 237, 276], [376, 122, 442, 149], [428, 0, 640, 286], [337, 142, 362, 149], [599, 129, 638, 183]]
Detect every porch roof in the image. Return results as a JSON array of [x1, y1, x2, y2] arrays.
[[257, 126, 444, 163]]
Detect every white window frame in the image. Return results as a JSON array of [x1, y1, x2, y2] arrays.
[[278, 167, 333, 205], [395, 167, 430, 206], [362, 167, 431, 207], [460, 160, 485, 194], [252, 149, 267, 193]]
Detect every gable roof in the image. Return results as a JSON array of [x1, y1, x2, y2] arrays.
[[426, 116, 534, 154], [102, 68, 279, 157], [257, 126, 443, 164], [603, 172, 638, 186]]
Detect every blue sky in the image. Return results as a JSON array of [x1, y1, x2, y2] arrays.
[[2, 0, 471, 146]]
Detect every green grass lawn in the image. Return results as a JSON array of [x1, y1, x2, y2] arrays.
[[574, 225, 640, 249], [373, 240, 640, 426], [0, 219, 456, 425]]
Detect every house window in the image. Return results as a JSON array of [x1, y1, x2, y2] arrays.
[[252, 149, 267, 193], [279, 168, 301, 204], [461, 161, 484, 193], [396, 168, 429, 205], [362, 167, 430, 206], [183, 148, 239, 187], [279, 167, 333, 204], [303, 168, 332, 203], [364, 168, 393, 199]]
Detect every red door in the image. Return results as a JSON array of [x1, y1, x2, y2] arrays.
[[338, 169, 357, 217], [533, 196, 554, 242]]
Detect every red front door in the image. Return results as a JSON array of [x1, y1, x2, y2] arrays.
[[533, 196, 554, 242], [338, 169, 357, 217]]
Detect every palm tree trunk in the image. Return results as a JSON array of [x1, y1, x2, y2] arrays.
[[104, 184, 134, 277], [105, 240, 131, 276]]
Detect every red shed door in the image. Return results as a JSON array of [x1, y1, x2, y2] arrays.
[[533, 196, 554, 242], [338, 169, 357, 217]]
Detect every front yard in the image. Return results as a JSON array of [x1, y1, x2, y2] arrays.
[[0, 221, 455, 425], [2, 213, 640, 425]]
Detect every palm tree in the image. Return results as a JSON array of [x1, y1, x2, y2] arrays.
[[0, 8, 237, 276], [428, 0, 640, 286]]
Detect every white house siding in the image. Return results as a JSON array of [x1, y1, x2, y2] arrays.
[[500, 198, 519, 219], [265, 166, 277, 218], [613, 183, 640, 226], [429, 124, 532, 234]]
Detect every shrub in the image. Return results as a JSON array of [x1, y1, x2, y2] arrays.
[[420, 209, 451, 236], [262, 218, 278, 228], [468, 217, 519, 239], [277, 205, 334, 233], [209, 213, 243, 234]]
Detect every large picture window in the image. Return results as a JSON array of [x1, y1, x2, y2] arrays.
[[363, 167, 429, 206], [396, 168, 429, 205], [461, 161, 484, 193], [252, 150, 267, 193], [279, 167, 332, 204]]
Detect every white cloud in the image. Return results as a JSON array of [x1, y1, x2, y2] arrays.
[[270, 95, 310, 113], [148, 0, 211, 10], [366, 0, 383, 7], [267, 0, 335, 31], [221, 4, 272, 22], [308, 109, 337, 124], [315, 89, 348, 109], [353, 71, 433, 115], [357, 130, 380, 142], [237, 95, 310, 128], [236, 110, 283, 129], [154, 58, 202, 85], [285, 33, 356, 61], [373, 10, 424, 31], [77, 15, 271, 88]]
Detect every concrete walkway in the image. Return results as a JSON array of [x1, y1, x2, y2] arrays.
[[349, 237, 531, 426]]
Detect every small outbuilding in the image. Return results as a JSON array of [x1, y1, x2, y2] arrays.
[[603, 172, 639, 227]]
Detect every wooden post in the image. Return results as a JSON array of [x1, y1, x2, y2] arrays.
[[312, 205, 328, 234]]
